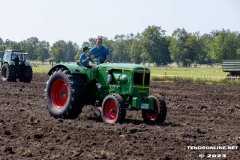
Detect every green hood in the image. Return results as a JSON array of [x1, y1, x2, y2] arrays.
[[96, 63, 150, 72]]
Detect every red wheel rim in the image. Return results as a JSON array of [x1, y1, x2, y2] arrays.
[[104, 99, 118, 122], [145, 101, 158, 122], [50, 78, 68, 109]]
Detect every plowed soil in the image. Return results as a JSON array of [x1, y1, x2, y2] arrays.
[[0, 75, 240, 160]]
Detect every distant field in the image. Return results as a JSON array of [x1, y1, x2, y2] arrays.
[[150, 66, 227, 77], [149, 66, 240, 84], [32, 65, 52, 75], [32, 63, 228, 77]]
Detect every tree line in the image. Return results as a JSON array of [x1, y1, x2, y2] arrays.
[[1, 26, 240, 66]]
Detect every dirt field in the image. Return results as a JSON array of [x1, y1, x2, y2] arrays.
[[0, 75, 240, 160]]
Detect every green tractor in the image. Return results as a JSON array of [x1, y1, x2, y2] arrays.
[[0, 50, 32, 82], [45, 62, 167, 124]]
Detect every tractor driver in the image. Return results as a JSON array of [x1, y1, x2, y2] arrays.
[[14, 55, 19, 65], [88, 37, 110, 63]]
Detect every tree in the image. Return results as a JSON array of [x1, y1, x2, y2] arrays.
[[112, 34, 130, 62], [88, 38, 96, 47], [20, 37, 39, 60], [2, 39, 21, 50], [141, 25, 170, 65], [130, 39, 142, 64], [199, 33, 214, 65], [50, 40, 68, 62], [35, 41, 50, 63], [123, 33, 135, 63], [0, 37, 4, 51], [9, 41, 21, 50], [210, 29, 220, 37], [185, 32, 201, 65], [209, 29, 240, 62], [66, 41, 77, 62], [75, 50, 82, 61], [170, 28, 201, 67], [160, 36, 172, 65], [140, 52, 149, 65]]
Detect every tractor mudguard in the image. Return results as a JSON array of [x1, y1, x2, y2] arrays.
[[7, 61, 15, 65], [47, 64, 86, 76]]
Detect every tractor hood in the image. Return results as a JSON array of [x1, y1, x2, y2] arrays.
[[96, 63, 150, 72]]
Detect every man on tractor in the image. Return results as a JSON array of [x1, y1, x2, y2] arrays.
[[88, 37, 110, 63], [13, 55, 19, 65]]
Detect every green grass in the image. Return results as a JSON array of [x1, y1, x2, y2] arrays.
[[150, 66, 240, 84], [31, 61, 77, 75], [151, 75, 240, 84], [151, 67, 227, 77], [32, 65, 52, 75]]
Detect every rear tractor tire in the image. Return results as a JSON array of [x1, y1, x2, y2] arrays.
[[101, 94, 126, 124], [45, 68, 86, 119], [142, 94, 167, 123], [19, 66, 33, 83], [1, 64, 16, 82]]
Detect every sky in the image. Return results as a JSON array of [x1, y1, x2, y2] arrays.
[[0, 0, 239, 46]]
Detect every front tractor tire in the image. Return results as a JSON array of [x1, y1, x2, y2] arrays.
[[45, 69, 86, 119], [101, 94, 126, 124], [142, 95, 167, 123], [1, 64, 16, 82]]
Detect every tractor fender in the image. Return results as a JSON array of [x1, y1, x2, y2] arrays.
[[5, 61, 14, 65], [47, 64, 86, 76]]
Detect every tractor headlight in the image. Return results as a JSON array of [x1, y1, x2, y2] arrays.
[[96, 83, 102, 89], [107, 74, 112, 83]]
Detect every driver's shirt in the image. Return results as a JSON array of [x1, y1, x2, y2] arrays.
[[88, 46, 110, 63]]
